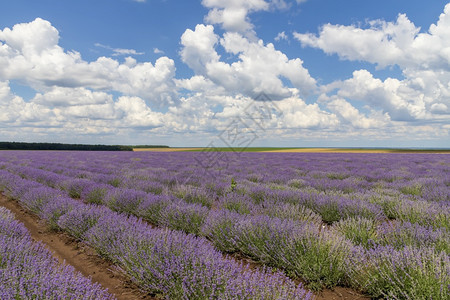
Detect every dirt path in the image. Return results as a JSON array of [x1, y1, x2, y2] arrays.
[[315, 287, 369, 300], [0, 194, 153, 300]]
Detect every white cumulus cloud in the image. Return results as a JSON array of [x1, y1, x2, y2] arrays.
[[180, 24, 316, 99], [202, 0, 269, 39], [0, 18, 176, 106], [95, 43, 144, 56], [275, 31, 288, 41], [294, 4, 450, 71], [296, 4, 450, 124]]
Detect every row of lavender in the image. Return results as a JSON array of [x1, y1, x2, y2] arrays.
[[0, 206, 114, 299], [0, 170, 313, 299], [0, 151, 448, 298]]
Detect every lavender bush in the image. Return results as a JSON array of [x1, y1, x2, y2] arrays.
[[20, 186, 67, 214], [137, 194, 174, 224], [82, 183, 110, 204], [346, 245, 450, 299], [58, 204, 110, 239], [378, 220, 450, 254], [332, 216, 378, 248], [172, 184, 215, 208], [202, 209, 350, 290], [158, 201, 209, 235], [104, 188, 147, 214], [0, 207, 28, 238], [0, 207, 114, 299], [40, 196, 81, 230]]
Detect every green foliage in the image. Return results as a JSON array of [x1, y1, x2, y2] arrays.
[[230, 178, 237, 192], [284, 232, 352, 291], [137, 199, 170, 225], [326, 172, 349, 180], [159, 203, 208, 235], [107, 178, 121, 187], [173, 185, 214, 208], [332, 217, 378, 248], [85, 188, 107, 205], [400, 184, 423, 196], [346, 246, 450, 300]]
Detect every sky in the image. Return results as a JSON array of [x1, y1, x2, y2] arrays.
[[0, 0, 449, 148]]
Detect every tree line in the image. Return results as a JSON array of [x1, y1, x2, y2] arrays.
[[0, 142, 133, 151]]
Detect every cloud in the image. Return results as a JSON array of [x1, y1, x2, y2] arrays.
[[0, 18, 59, 55], [0, 80, 162, 132], [153, 48, 164, 54], [275, 31, 288, 41], [33, 86, 113, 107], [295, 4, 450, 124], [270, 0, 290, 10], [112, 48, 144, 56], [320, 69, 433, 121], [95, 43, 145, 56], [294, 4, 450, 71], [202, 0, 270, 39], [0, 81, 55, 125], [325, 97, 390, 129], [0, 18, 176, 106], [180, 24, 220, 74], [319, 67, 450, 123], [0, 81, 26, 123], [180, 24, 316, 99], [114, 96, 163, 128], [275, 96, 338, 129], [431, 103, 448, 114], [201, 0, 304, 39]]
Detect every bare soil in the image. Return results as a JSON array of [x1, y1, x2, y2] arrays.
[[262, 148, 450, 153], [315, 287, 370, 300], [133, 148, 203, 152], [134, 147, 449, 154]]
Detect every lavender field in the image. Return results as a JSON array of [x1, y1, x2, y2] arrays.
[[0, 150, 449, 299]]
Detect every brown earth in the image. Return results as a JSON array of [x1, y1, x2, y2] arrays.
[[315, 287, 369, 300], [134, 147, 449, 154], [262, 148, 450, 153], [0, 194, 154, 300], [133, 148, 203, 152], [1, 194, 370, 300], [262, 148, 400, 153]]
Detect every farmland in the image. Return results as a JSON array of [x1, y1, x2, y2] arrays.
[[0, 150, 448, 299]]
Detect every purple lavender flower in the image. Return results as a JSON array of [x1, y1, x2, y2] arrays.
[[0, 207, 114, 299], [104, 188, 147, 214], [57, 204, 111, 239], [346, 245, 450, 299]]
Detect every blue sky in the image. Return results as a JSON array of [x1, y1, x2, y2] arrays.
[[0, 0, 449, 147]]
